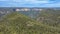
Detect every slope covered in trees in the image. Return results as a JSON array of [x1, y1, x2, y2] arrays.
[[0, 12, 60, 34], [36, 9, 60, 27]]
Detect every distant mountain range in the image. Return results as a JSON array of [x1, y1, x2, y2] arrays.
[[0, 7, 42, 18], [0, 7, 60, 19]]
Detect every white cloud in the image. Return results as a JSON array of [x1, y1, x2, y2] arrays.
[[0, 0, 60, 7], [0, 0, 54, 4], [25, 0, 49, 3], [13, 0, 56, 4]]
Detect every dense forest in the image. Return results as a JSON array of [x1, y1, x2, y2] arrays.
[[36, 9, 60, 27], [0, 8, 60, 34]]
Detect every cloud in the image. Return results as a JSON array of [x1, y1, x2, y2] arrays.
[[12, 0, 50, 4], [0, 0, 60, 7], [0, 0, 57, 4]]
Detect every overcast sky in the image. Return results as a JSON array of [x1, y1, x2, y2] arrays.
[[0, 0, 60, 7]]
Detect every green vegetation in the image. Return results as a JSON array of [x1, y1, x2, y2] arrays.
[[36, 9, 60, 27], [0, 12, 60, 34]]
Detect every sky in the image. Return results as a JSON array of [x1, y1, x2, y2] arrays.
[[0, 0, 60, 7]]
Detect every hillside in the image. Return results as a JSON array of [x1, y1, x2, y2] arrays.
[[0, 12, 60, 34], [36, 9, 60, 27]]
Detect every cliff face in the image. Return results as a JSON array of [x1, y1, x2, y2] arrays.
[[0, 8, 14, 16]]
